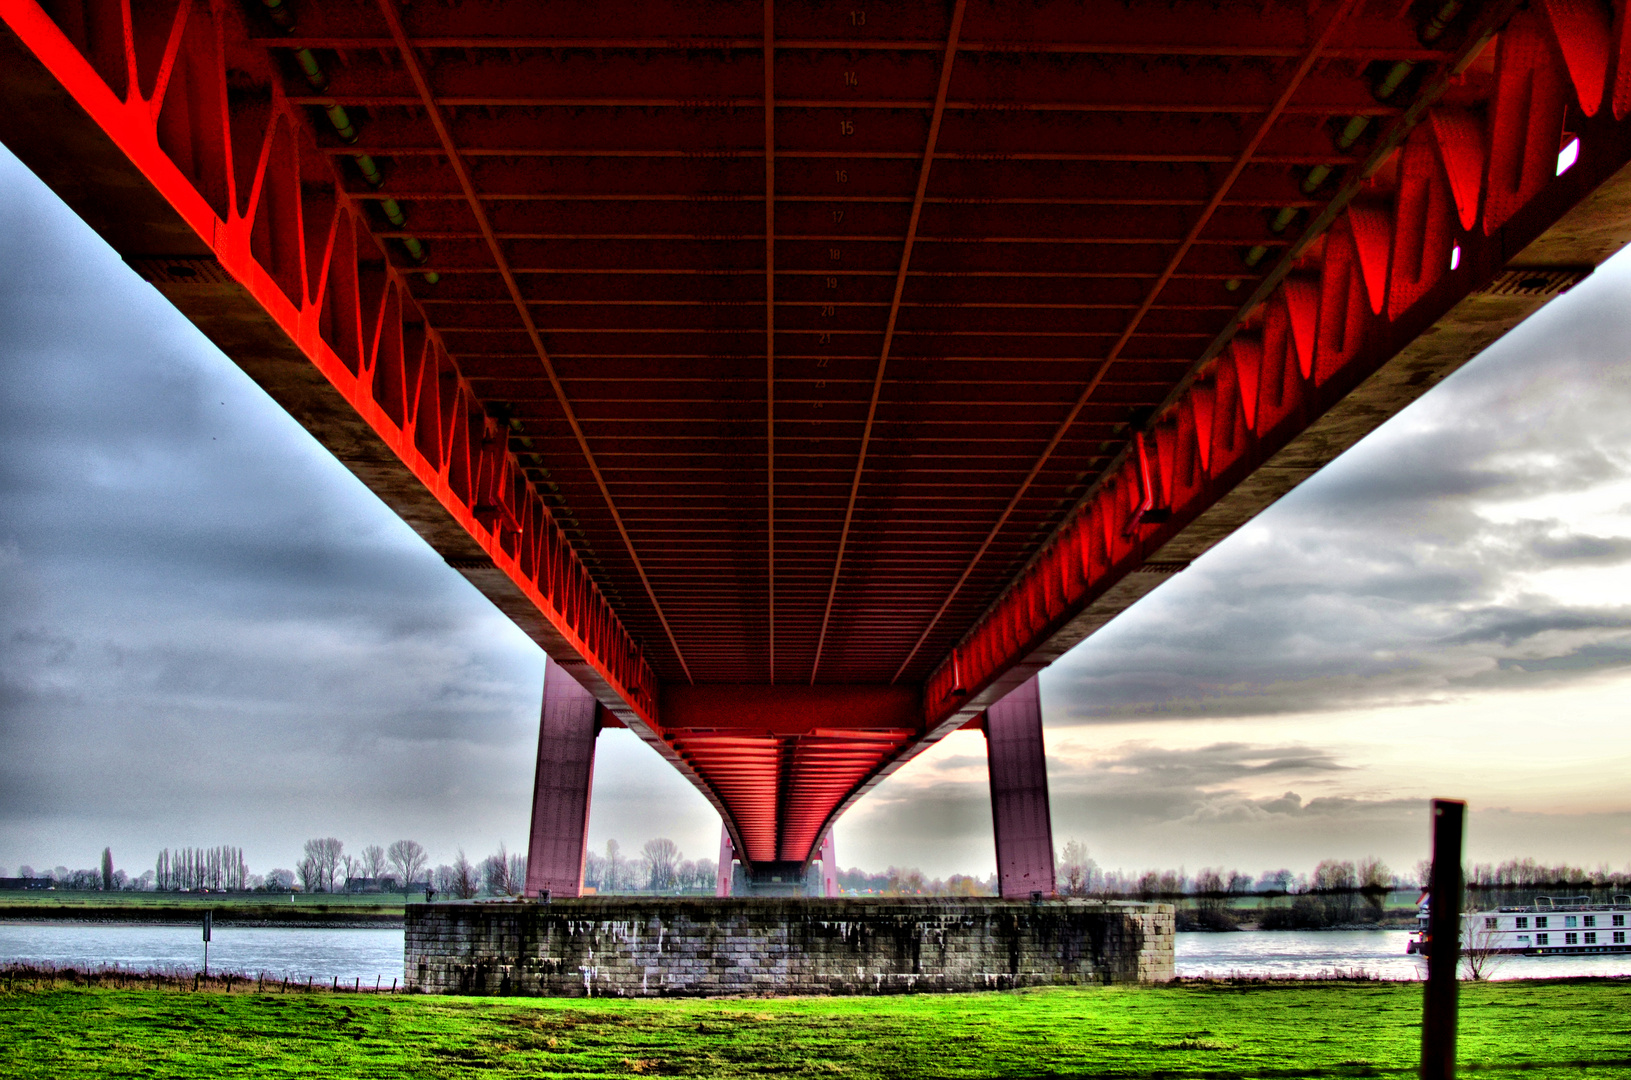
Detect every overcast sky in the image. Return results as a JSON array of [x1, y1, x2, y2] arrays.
[[4, 143, 1631, 883]]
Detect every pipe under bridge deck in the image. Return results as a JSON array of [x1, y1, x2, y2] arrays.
[[6, 0, 1631, 894]]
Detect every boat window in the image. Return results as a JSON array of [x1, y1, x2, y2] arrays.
[[1615, 932, 1626, 944], [1484, 917, 1498, 929], [1565, 916, 1578, 928], [1566, 932, 1579, 944], [1515, 916, 1529, 929], [1536, 917, 1549, 928], [1537, 933, 1549, 945], [1517, 935, 1531, 945], [1585, 932, 1597, 944], [1584, 915, 1596, 927], [1615, 915, 1626, 927]]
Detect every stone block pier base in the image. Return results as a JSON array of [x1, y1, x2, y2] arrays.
[[405, 897, 1174, 997]]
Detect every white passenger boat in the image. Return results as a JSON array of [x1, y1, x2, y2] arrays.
[[1408, 895, 1631, 955]]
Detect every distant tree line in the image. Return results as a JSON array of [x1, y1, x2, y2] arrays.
[[1461, 857, 1631, 908], [835, 865, 996, 896], [292, 838, 431, 893], [155, 847, 248, 892], [580, 839, 717, 895], [1052, 843, 1406, 929], [12, 841, 1631, 914]]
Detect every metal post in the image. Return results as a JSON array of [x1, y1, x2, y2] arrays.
[[984, 675, 1057, 899], [1422, 798, 1465, 1080], [201, 910, 211, 977], [716, 822, 734, 897], [523, 657, 601, 899]]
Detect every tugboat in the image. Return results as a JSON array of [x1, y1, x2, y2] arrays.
[[1408, 895, 1631, 955]]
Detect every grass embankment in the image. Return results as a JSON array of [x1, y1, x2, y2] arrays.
[[3, 973, 1630, 1078], [0, 890, 407, 926]]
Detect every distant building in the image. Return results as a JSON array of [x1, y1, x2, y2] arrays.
[[0, 877, 53, 890]]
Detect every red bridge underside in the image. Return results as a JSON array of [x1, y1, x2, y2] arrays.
[[6, 0, 1631, 867]]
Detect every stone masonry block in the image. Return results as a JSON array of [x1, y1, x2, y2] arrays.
[[404, 898, 1174, 997]]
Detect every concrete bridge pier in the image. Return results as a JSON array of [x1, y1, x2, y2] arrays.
[[716, 825, 841, 897], [985, 675, 1057, 898], [523, 657, 601, 899]]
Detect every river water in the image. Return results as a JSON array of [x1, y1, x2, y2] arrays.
[[5, 923, 1631, 984], [1176, 928, 1631, 980], [0, 923, 405, 985]]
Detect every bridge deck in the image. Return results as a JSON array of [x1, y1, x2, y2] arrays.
[[4, 0, 1631, 866]]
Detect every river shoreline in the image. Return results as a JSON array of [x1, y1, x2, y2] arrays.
[[0, 905, 401, 928]]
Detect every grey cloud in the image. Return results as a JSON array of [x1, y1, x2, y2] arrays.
[[1047, 742, 1362, 831], [850, 735, 1436, 877], [0, 147, 563, 870], [928, 753, 989, 773], [1526, 531, 1631, 564], [1045, 273, 1631, 722], [1090, 742, 1352, 783]]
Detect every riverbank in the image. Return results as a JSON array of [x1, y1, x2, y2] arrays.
[[0, 903, 401, 928], [2, 973, 1628, 1077]]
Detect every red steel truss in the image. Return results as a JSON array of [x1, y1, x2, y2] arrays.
[[6, 0, 1631, 868]]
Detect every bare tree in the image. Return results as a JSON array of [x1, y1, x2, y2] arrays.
[[359, 844, 389, 882], [482, 843, 523, 896], [601, 840, 626, 893], [450, 850, 479, 899], [643, 838, 680, 891], [1058, 840, 1096, 897], [388, 840, 428, 887], [303, 838, 344, 892], [297, 855, 321, 893], [1313, 859, 1358, 923], [1463, 916, 1508, 981], [1357, 856, 1392, 921]]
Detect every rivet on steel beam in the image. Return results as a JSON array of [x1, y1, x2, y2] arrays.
[[1374, 60, 1415, 100], [1419, 1, 1464, 45], [258, 0, 296, 31], [325, 104, 358, 144], [354, 155, 385, 188], [1334, 114, 1372, 150], [294, 49, 328, 91]]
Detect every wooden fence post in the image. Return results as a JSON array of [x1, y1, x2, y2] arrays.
[[1422, 798, 1466, 1080]]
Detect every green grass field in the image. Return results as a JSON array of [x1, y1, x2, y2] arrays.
[[3, 976, 1630, 1078]]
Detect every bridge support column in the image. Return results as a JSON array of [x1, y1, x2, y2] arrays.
[[984, 675, 1057, 899], [818, 831, 839, 897], [524, 657, 600, 899], [715, 824, 734, 897]]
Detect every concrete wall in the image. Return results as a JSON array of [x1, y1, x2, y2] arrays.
[[405, 897, 1173, 997]]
